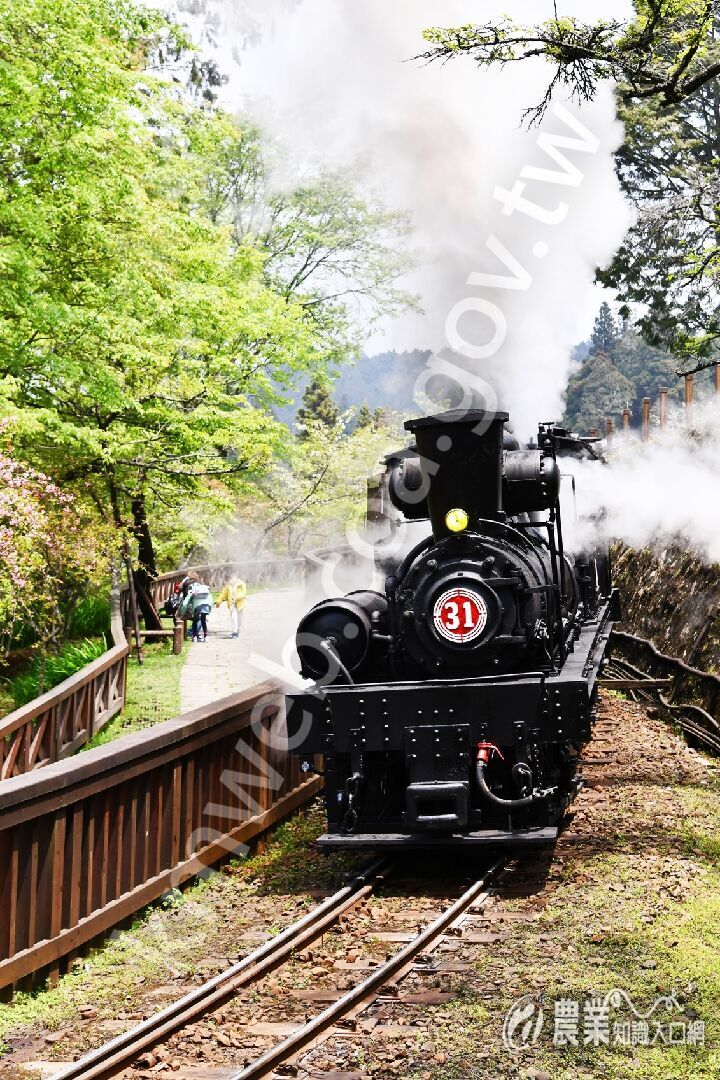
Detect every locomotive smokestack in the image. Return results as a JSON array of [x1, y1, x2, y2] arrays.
[[405, 410, 509, 540]]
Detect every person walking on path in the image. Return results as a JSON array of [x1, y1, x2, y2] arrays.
[[179, 580, 213, 642], [215, 578, 247, 639]]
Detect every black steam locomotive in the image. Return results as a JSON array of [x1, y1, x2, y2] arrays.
[[286, 409, 618, 847]]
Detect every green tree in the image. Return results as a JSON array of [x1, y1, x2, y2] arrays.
[[355, 403, 374, 429], [598, 13, 720, 358], [205, 130, 417, 361], [421, 3, 720, 122], [297, 379, 340, 433], [0, 0, 414, 626], [611, 328, 680, 404], [590, 302, 621, 355], [564, 351, 635, 433], [249, 415, 403, 557]]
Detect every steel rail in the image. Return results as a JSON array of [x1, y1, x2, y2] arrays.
[[658, 696, 720, 755], [53, 858, 389, 1080], [605, 650, 720, 755], [229, 857, 507, 1080], [612, 629, 720, 691]]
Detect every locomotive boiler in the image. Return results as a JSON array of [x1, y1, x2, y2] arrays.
[[286, 409, 618, 847]]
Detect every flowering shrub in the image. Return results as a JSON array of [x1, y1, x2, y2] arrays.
[[0, 447, 108, 655]]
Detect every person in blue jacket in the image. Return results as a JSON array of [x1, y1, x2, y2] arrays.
[[179, 580, 213, 642]]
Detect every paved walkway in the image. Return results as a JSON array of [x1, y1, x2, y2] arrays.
[[180, 588, 306, 713]]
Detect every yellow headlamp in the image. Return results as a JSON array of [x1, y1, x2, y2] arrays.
[[445, 508, 469, 533]]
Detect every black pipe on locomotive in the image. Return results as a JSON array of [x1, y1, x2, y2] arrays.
[[286, 409, 618, 848]]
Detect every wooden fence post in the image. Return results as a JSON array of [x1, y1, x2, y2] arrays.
[[622, 408, 630, 432], [124, 553, 144, 665], [659, 387, 668, 428], [605, 418, 614, 446], [685, 372, 694, 414], [641, 398, 651, 442]]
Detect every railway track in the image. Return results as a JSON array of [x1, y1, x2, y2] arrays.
[[604, 651, 720, 756], [53, 857, 507, 1080]]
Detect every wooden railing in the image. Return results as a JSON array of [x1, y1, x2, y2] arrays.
[[131, 558, 305, 623], [0, 560, 304, 779], [0, 643, 129, 781], [303, 545, 363, 602], [0, 681, 320, 994]]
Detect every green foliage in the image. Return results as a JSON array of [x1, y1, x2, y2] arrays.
[[565, 319, 682, 431], [205, 130, 417, 361], [0, 1, 305, 546], [597, 12, 720, 359], [243, 411, 404, 556], [564, 350, 635, 433], [421, 3, 720, 121], [0, 443, 107, 655], [297, 378, 340, 433], [611, 328, 681, 404], [8, 638, 106, 707], [590, 302, 621, 355], [84, 641, 182, 747], [355, 402, 374, 430], [0, 0, 414, 594], [67, 595, 111, 639]]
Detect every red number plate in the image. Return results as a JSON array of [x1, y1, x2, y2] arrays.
[[433, 587, 488, 644]]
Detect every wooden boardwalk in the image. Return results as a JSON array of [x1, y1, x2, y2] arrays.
[[179, 588, 306, 713]]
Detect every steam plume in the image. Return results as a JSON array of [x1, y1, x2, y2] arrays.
[[164, 0, 633, 437]]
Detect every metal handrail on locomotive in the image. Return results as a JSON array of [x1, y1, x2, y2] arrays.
[[286, 409, 619, 848]]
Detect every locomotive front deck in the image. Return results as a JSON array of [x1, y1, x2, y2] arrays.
[[287, 603, 614, 847]]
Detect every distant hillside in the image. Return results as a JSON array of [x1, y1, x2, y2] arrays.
[[273, 349, 432, 429], [563, 329, 681, 432], [334, 350, 431, 415], [276, 327, 682, 438]]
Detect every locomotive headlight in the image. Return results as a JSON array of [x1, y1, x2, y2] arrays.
[[445, 507, 469, 533]]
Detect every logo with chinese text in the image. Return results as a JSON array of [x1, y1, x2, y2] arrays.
[[502, 989, 705, 1052], [502, 995, 545, 1050]]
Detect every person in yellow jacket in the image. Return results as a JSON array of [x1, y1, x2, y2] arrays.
[[215, 579, 247, 638]]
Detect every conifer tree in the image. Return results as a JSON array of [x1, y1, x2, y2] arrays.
[[590, 302, 620, 355], [297, 379, 340, 432], [355, 403, 374, 429]]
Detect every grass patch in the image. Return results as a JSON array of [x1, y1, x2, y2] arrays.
[[84, 640, 184, 749], [434, 847, 720, 1078], [0, 683, 15, 718], [228, 804, 364, 894], [423, 791, 720, 1079], [6, 638, 106, 708], [410, 696, 720, 1080]]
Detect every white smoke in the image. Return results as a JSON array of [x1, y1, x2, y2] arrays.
[[161, 0, 634, 438], [563, 399, 720, 564], [157, 2, 720, 572]]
